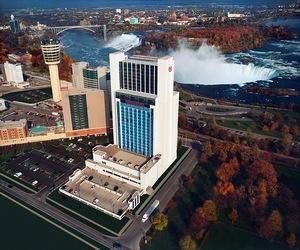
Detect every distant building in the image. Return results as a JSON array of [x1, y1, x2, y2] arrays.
[[19, 22, 26, 31], [2, 61, 24, 84], [0, 99, 7, 111], [116, 8, 122, 14], [9, 15, 20, 33], [41, 38, 62, 102], [72, 62, 109, 90], [227, 12, 245, 18], [169, 11, 177, 22], [79, 19, 91, 26], [129, 17, 139, 25], [216, 16, 226, 23], [0, 119, 28, 143], [61, 87, 111, 137]]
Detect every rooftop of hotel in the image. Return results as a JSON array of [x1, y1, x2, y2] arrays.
[[92, 144, 161, 173], [61, 167, 141, 216], [93, 144, 148, 169], [41, 38, 60, 45], [126, 54, 173, 64], [129, 55, 158, 62], [0, 119, 27, 129]]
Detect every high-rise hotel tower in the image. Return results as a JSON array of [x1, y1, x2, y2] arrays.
[[109, 52, 179, 175], [41, 38, 62, 102]]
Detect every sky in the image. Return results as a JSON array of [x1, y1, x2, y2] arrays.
[[0, 0, 292, 10]]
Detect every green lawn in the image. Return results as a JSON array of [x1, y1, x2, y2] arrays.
[[217, 119, 283, 138], [270, 109, 300, 122], [47, 188, 129, 234], [0, 150, 16, 165], [201, 223, 287, 250], [179, 91, 193, 102], [0, 193, 99, 250]]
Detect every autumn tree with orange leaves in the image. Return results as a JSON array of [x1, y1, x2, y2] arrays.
[[228, 208, 239, 224], [287, 232, 296, 248], [259, 210, 282, 240]]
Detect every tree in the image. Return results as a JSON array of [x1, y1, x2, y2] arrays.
[[248, 181, 268, 218], [179, 235, 197, 250], [228, 208, 238, 224], [201, 141, 213, 162], [178, 114, 188, 129], [287, 232, 296, 248], [151, 212, 168, 231], [209, 115, 217, 127], [217, 148, 228, 162], [239, 148, 251, 165], [280, 133, 293, 155], [216, 157, 239, 182], [246, 160, 278, 198], [214, 181, 235, 197], [203, 200, 218, 222], [269, 210, 282, 234], [190, 207, 208, 232], [259, 210, 282, 240], [281, 124, 290, 134], [252, 144, 260, 160]]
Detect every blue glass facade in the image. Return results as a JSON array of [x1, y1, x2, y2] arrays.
[[117, 101, 153, 157]]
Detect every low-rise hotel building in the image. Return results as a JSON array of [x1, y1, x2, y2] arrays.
[[0, 119, 28, 144]]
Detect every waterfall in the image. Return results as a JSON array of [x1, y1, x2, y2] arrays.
[[171, 43, 277, 86], [105, 34, 141, 52]]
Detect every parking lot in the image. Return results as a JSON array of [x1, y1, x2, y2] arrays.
[[2, 88, 52, 104], [0, 134, 113, 192], [0, 103, 63, 128], [1, 149, 81, 191]]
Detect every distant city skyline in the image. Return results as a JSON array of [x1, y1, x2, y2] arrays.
[[0, 0, 295, 10]]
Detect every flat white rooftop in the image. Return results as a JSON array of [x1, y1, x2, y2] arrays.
[[61, 167, 141, 216], [93, 144, 148, 170], [93, 144, 161, 174]]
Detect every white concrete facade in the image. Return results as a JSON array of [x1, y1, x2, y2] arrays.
[[3, 61, 24, 84], [109, 52, 179, 177]]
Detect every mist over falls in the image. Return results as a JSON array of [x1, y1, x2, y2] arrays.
[[105, 34, 141, 52], [170, 43, 277, 86]]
